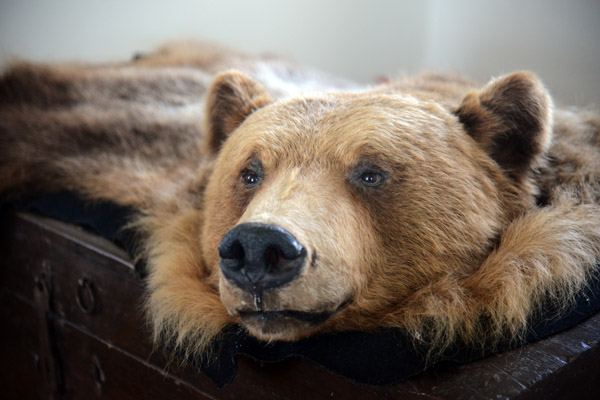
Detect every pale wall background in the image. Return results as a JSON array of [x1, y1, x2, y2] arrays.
[[0, 0, 598, 106]]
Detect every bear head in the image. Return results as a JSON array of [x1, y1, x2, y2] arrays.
[[201, 70, 552, 342]]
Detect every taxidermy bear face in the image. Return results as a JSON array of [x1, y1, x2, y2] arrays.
[[200, 70, 556, 343]]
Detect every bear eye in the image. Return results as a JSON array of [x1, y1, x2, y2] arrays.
[[359, 171, 384, 186], [241, 169, 262, 187], [350, 163, 388, 189], [240, 159, 264, 188]]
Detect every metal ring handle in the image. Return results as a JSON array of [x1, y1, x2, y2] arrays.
[[76, 278, 96, 314], [90, 354, 105, 393], [34, 273, 48, 294]]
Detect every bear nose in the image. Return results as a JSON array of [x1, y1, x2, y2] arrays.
[[219, 223, 306, 294]]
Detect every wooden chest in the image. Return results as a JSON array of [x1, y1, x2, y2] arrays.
[[1, 210, 599, 399]]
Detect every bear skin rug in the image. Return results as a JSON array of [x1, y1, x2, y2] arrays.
[[1, 41, 600, 386]]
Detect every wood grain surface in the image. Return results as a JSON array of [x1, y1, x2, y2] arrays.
[[1, 210, 598, 399]]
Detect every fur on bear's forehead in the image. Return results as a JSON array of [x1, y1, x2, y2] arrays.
[[226, 92, 462, 168]]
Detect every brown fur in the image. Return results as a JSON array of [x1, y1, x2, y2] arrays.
[[1, 41, 599, 361]]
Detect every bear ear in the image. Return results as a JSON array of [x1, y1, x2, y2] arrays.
[[204, 70, 272, 153], [454, 72, 553, 181]]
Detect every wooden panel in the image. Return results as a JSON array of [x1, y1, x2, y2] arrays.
[[1, 209, 599, 399], [0, 211, 152, 358], [0, 290, 42, 400], [57, 321, 215, 400], [386, 312, 600, 399]]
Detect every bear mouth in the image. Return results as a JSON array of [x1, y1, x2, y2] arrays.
[[239, 309, 336, 325], [237, 300, 351, 339]]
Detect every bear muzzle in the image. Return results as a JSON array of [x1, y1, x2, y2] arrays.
[[219, 222, 353, 339], [219, 222, 306, 305]]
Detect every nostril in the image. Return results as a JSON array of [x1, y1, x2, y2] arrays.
[[264, 246, 281, 269], [219, 238, 246, 273], [219, 239, 245, 260], [229, 240, 245, 260]]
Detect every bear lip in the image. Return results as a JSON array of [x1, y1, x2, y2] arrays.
[[239, 309, 333, 326], [237, 299, 351, 326]]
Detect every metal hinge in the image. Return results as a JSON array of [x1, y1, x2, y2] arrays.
[[34, 261, 64, 399]]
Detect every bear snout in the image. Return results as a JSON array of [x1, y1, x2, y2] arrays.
[[219, 223, 307, 298]]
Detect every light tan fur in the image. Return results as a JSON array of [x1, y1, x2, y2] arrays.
[[1, 42, 599, 362]]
